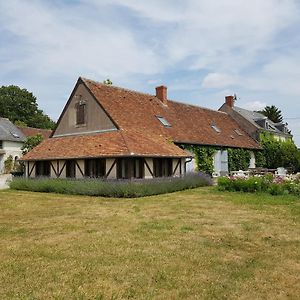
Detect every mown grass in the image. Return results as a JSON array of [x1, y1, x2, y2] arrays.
[[0, 187, 299, 299]]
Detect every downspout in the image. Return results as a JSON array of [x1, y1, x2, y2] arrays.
[[184, 157, 193, 175]]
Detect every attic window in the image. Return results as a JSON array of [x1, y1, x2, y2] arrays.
[[234, 129, 243, 136], [268, 124, 276, 131], [211, 124, 221, 133], [156, 116, 171, 127], [76, 100, 86, 125]]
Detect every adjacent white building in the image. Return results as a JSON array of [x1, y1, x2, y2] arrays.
[[0, 118, 25, 174]]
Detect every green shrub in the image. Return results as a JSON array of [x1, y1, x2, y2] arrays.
[[218, 175, 300, 197], [10, 173, 212, 198]]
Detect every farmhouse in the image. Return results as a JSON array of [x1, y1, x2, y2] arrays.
[[21, 77, 260, 179], [219, 96, 291, 142]]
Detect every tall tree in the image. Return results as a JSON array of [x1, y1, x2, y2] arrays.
[[259, 105, 283, 123], [0, 85, 55, 129]]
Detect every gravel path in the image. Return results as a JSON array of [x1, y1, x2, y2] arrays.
[[0, 174, 12, 189]]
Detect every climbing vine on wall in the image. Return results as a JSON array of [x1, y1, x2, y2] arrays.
[[227, 148, 251, 172], [180, 145, 216, 175]]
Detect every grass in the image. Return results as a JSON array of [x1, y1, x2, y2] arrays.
[[0, 187, 299, 299]]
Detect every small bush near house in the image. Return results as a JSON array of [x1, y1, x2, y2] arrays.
[[218, 174, 300, 196], [10, 172, 212, 198]]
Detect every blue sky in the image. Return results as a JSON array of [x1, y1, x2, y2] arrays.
[[1, 0, 300, 145]]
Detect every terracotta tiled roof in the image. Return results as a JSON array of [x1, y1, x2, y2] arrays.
[[22, 77, 260, 161], [22, 130, 188, 161], [18, 127, 52, 139], [83, 78, 260, 149]]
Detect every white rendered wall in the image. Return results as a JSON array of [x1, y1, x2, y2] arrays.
[[0, 141, 23, 174]]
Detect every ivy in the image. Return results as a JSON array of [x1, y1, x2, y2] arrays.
[[227, 148, 251, 172], [180, 144, 216, 175]]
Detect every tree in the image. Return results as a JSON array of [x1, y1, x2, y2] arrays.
[[21, 134, 44, 155], [258, 133, 300, 171], [258, 105, 283, 123], [0, 85, 56, 129]]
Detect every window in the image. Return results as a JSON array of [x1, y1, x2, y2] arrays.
[[11, 132, 20, 138], [156, 116, 171, 127], [66, 160, 76, 178], [85, 158, 106, 178], [76, 101, 86, 125], [153, 158, 172, 177], [234, 129, 243, 136], [211, 124, 221, 133], [35, 161, 50, 177], [117, 158, 144, 179], [0, 141, 2, 149]]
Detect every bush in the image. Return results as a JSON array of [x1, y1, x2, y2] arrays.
[[9, 172, 212, 198], [218, 174, 300, 197]]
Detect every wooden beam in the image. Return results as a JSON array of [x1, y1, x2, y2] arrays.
[[144, 158, 153, 177], [75, 160, 84, 177], [172, 159, 180, 176], [105, 159, 116, 178], [58, 161, 66, 177], [50, 162, 58, 177], [29, 162, 36, 177]]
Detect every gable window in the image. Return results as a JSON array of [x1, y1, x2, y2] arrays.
[[76, 101, 86, 125], [35, 161, 50, 177], [85, 158, 106, 178], [156, 116, 171, 127]]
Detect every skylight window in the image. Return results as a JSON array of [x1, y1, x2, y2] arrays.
[[211, 124, 221, 133], [156, 116, 171, 127], [10, 132, 20, 138], [234, 129, 243, 136], [268, 124, 276, 131]]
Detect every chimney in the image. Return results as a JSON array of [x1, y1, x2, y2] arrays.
[[156, 85, 167, 105], [225, 95, 234, 108]]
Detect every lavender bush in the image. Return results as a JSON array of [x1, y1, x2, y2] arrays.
[[10, 172, 212, 198]]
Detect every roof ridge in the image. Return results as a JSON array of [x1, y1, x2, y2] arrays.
[[168, 99, 227, 114], [81, 76, 228, 115], [81, 77, 156, 98]]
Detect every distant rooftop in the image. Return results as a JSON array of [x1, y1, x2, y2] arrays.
[[0, 118, 26, 142]]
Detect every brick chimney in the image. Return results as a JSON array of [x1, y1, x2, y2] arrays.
[[225, 95, 234, 108], [156, 85, 167, 105]]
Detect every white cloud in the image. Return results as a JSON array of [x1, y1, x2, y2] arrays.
[[243, 101, 267, 111], [0, 1, 160, 80], [202, 73, 237, 88]]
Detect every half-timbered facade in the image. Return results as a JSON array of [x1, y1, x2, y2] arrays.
[[22, 77, 260, 179]]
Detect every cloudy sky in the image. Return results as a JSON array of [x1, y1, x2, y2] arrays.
[[1, 0, 300, 145]]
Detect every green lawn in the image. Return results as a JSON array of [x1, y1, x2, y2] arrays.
[[0, 188, 299, 299]]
